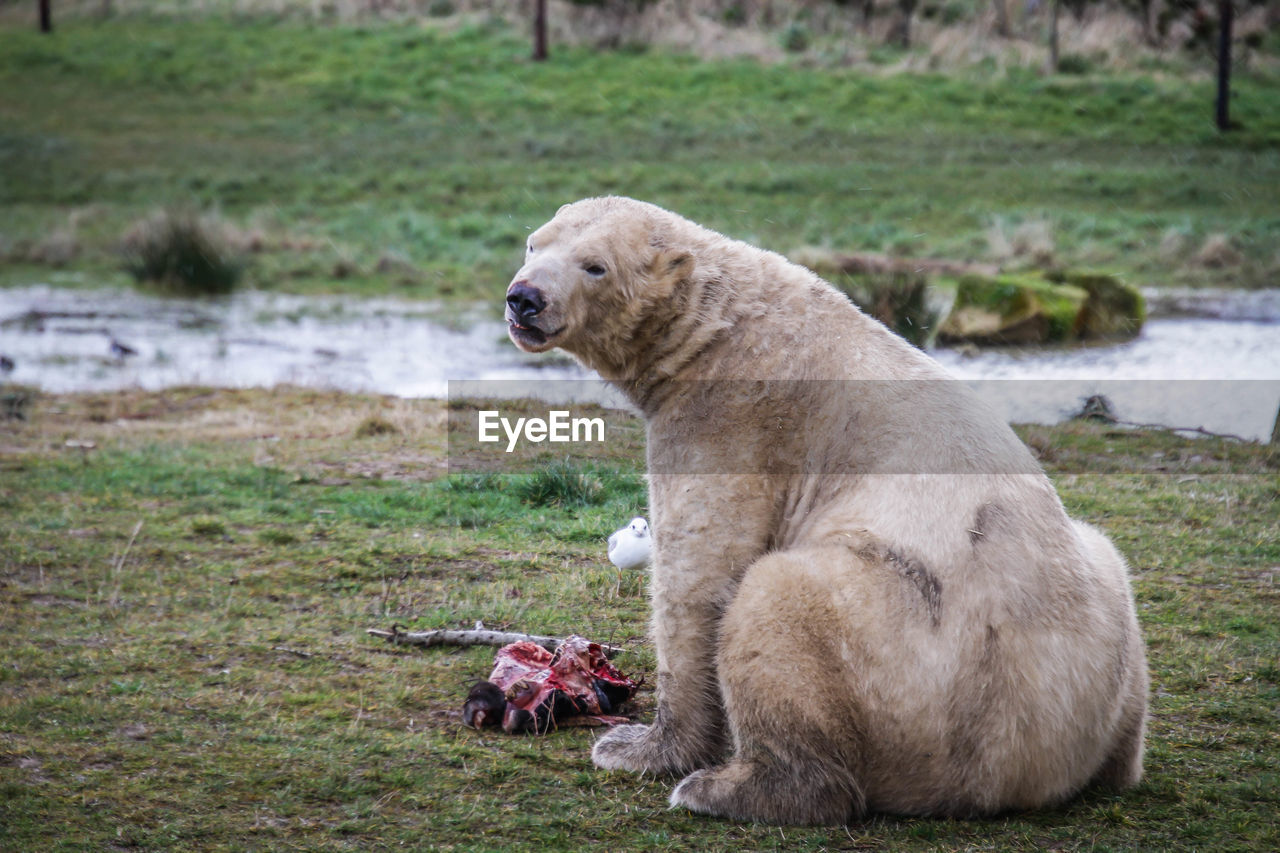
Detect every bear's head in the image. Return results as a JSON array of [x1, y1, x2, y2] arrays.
[[505, 197, 694, 377]]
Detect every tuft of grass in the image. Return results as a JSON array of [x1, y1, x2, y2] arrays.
[[190, 516, 228, 537], [987, 217, 1057, 268], [26, 226, 79, 266], [1193, 233, 1244, 269], [836, 270, 942, 348], [1057, 53, 1093, 75], [353, 415, 399, 438], [2, 386, 35, 421], [121, 209, 244, 295], [780, 22, 811, 53], [514, 459, 607, 508]]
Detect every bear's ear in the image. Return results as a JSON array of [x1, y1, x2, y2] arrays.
[[650, 248, 694, 289]]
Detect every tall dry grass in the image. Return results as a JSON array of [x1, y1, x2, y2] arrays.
[[6, 0, 1272, 73], [120, 209, 246, 294]]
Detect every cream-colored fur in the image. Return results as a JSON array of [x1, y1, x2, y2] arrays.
[[505, 197, 1147, 825]]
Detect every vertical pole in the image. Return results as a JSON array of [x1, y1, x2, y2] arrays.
[[1048, 0, 1060, 73], [39, 0, 52, 33], [1216, 0, 1233, 131], [533, 0, 548, 61], [896, 0, 916, 49], [993, 0, 1010, 39]]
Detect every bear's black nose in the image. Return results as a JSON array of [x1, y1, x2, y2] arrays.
[[506, 282, 546, 320]]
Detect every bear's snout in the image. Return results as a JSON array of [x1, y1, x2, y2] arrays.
[[506, 282, 546, 321]]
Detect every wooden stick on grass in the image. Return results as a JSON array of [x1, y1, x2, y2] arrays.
[[365, 624, 624, 659]]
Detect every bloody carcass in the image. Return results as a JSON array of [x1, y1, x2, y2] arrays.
[[462, 635, 637, 734]]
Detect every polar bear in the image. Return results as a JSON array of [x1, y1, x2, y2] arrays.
[[505, 197, 1148, 825]]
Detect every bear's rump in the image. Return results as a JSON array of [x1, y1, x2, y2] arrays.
[[718, 541, 1128, 813]]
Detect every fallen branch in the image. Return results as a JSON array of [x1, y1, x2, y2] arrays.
[[1113, 420, 1251, 444], [1073, 395, 1252, 443], [365, 624, 624, 659]]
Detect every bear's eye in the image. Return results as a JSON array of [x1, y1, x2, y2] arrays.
[[583, 264, 607, 277]]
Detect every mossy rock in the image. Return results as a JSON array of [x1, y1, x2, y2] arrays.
[[1046, 270, 1145, 340], [826, 269, 942, 349], [937, 274, 1087, 345]]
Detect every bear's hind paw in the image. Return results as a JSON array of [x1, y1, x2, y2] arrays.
[[670, 761, 861, 826]]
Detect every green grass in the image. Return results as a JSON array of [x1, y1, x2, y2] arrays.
[[1, 14, 1278, 302], [1, 388, 1277, 850]]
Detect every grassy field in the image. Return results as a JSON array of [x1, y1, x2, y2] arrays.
[[1, 13, 1278, 302], [1, 386, 1277, 850], [2, 8, 1278, 850]]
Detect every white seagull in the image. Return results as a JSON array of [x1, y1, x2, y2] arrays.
[[607, 516, 652, 595]]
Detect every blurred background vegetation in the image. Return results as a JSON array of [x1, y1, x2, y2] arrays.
[[1, 0, 1277, 304]]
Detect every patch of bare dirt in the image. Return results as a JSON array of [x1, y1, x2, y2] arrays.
[[3, 386, 450, 479]]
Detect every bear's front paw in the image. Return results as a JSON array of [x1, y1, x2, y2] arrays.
[[592, 724, 658, 773], [593, 723, 702, 776]]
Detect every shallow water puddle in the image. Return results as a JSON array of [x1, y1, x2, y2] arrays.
[[0, 285, 584, 397], [2, 284, 1277, 441]]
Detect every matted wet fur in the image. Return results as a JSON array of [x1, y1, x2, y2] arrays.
[[504, 197, 1147, 825]]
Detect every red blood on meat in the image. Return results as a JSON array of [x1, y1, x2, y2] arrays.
[[478, 636, 637, 733]]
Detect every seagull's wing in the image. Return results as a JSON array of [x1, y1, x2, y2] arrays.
[[607, 530, 621, 552], [612, 538, 651, 570]]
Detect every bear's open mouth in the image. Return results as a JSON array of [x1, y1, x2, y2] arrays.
[[507, 318, 557, 347]]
